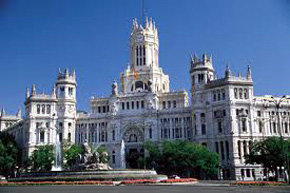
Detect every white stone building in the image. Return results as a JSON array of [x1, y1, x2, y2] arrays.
[[2, 17, 290, 180]]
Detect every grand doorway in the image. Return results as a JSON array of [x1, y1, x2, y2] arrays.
[[123, 126, 144, 169]]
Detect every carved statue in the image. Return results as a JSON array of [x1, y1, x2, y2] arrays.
[[79, 142, 112, 170], [112, 81, 118, 96]]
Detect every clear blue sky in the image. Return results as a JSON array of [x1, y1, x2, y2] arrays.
[[0, 0, 290, 114]]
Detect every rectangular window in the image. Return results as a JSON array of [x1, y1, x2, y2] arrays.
[[126, 102, 130, 109], [136, 101, 139, 109], [162, 101, 166, 109], [40, 131, 45, 143], [122, 102, 125, 110], [103, 106, 106, 113], [218, 121, 222, 133], [215, 142, 219, 154], [141, 101, 144, 108], [98, 106, 101, 113]]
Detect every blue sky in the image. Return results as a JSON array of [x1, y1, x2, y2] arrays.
[[0, 0, 290, 114]]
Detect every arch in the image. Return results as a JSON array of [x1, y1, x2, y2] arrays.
[[123, 126, 144, 143]]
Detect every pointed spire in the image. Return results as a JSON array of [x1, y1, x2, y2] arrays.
[[31, 85, 36, 96], [225, 65, 231, 78], [1, 108, 5, 117], [145, 17, 149, 28], [246, 65, 252, 80], [72, 69, 76, 77], [16, 107, 21, 118], [64, 68, 69, 77], [202, 53, 207, 63], [25, 87, 30, 99]]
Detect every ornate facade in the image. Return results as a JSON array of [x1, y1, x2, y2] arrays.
[[1, 17, 290, 180]]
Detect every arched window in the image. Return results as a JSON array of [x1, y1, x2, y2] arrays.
[[285, 122, 288, 134], [37, 104, 40, 114], [244, 88, 248, 99], [40, 130, 45, 143], [239, 88, 243, 99], [234, 88, 238, 99], [47, 105, 51, 114], [41, 104, 45, 114], [135, 81, 143, 90]]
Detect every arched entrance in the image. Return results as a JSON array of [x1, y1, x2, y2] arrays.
[[123, 127, 144, 169]]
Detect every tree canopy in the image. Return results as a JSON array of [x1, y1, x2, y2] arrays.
[[0, 132, 19, 174], [143, 140, 219, 178], [246, 137, 290, 181], [30, 145, 54, 172]]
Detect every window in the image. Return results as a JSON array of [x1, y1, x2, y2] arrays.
[[136, 101, 140, 109], [68, 133, 71, 142], [162, 101, 166, 109], [201, 124, 206, 135], [59, 133, 63, 142], [41, 104, 45, 114], [46, 105, 51, 114], [241, 169, 245, 178], [239, 88, 243, 99], [126, 102, 130, 109], [273, 122, 276, 133], [112, 130, 115, 141], [218, 121, 222, 133], [238, 141, 241, 158], [220, 141, 225, 160], [131, 101, 134, 109], [173, 100, 177, 108], [37, 104, 41, 114], [46, 122, 49, 128], [149, 128, 152, 139], [103, 106, 106, 113], [244, 88, 248, 99], [246, 169, 251, 177], [222, 90, 226, 100], [225, 141, 229, 160], [168, 101, 171, 108], [213, 92, 216, 101], [141, 101, 144, 108], [122, 102, 125, 110], [285, 123, 288, 133], [242, 119, 247, 132], [202, 142, 207, 147], [217, 91, 221, 101], [215, 142, 219, 154], [98, 106, 101, 113], [234, 88, 238, 99], [257, 111, 261, 117], [40, 131, 45, 143], [69, 87, 73, 96], [198, 74, 204, 83]]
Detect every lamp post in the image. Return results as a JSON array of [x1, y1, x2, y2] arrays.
[[269, 96, 290, 183]]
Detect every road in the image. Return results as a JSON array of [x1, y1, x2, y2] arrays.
[[0, 185, 289, 193]]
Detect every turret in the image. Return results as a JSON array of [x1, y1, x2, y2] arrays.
[[190, 53, 215, 89], [56, 68, 76, 100]]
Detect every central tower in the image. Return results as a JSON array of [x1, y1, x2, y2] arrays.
[[131, 17, 159, 70], [120, 17, 169, 94]]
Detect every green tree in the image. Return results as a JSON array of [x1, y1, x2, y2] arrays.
[[64, 144, 83, 170], [246, 137, 290, 181], [30, 145, 54, 172], [143, 140, 219, 178], [0, 132, 19, 174]]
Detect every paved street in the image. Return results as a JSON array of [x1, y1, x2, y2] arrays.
[[0, 185, 289, 193]]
